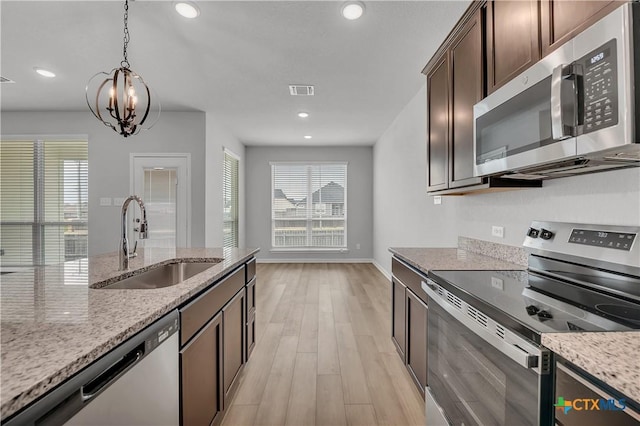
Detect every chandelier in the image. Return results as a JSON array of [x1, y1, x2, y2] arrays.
[[86, 0, 159, 137]]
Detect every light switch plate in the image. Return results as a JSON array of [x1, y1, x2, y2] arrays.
[[491, 276, 504, 290], [492, 226, 504, 238], [433, 196, 442, 205], [99, 197, 112, 206]]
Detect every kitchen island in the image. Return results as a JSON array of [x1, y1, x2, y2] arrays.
[[0, 247, 258, 420]]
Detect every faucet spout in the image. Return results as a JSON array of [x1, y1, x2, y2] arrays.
[[119, 195, 148, 271]]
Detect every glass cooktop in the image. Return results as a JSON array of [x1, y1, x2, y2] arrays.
[[428, 269, 640, 344]]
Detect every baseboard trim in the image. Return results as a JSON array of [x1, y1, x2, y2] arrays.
[[372, 259, 391, 281], [256, 258, 374, 264]]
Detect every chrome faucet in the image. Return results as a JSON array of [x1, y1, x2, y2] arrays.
[[119, 195, 148, 271]]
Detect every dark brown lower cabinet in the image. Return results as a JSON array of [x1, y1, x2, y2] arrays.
[[391, 277, 407, 361], [406, 289, 428, 395], [180, 312, 223, 426], [223, 290, 245, 402], [245, 277, 256, 360]]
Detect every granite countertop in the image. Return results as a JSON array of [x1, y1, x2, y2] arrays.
[[542, 332, 640, 403], [389, 247, 527, 274], [0, 247, 258, 420]]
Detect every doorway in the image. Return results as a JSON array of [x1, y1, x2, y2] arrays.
[[130, 154, 191, 248]]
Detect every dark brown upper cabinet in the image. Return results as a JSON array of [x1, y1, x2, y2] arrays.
[[540, 0, 623, 56], [426, 9, 483, 192], [486, 0, 540, 94], [426, 55, 450, 192], [449, 11, 484, 188]]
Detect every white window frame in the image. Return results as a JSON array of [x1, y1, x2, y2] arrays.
[[223, 148, 240, 248], [270, 161, 348, 252], [1, 135, 88, 268]]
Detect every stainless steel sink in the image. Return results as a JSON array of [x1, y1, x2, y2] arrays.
[[95, 260, 221, 290]]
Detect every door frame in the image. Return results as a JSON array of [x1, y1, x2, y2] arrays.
[[130, 153, 191, 248]]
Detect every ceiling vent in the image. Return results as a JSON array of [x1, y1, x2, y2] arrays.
[[289, 85, 314, 96], [0, 76, 15, 83]]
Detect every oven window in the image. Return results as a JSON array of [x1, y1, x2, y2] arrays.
[[428, 300, 540, 425]]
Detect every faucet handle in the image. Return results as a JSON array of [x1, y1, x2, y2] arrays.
[[129, 240, 138, 259]]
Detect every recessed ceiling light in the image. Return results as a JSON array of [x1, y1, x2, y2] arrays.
[[297, 112, 309, 118], [304, 135, 313, 140], [341, 1, 365, 20], [34, 67, 55, 78], [174, 2, 200, 19]]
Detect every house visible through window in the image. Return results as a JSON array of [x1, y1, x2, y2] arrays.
[[271, 162, 347, 249], [0, 138, 88, 268], [223, 150, 239, 248]]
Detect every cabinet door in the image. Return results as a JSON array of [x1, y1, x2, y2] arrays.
[[486, 0, 540, 94], [540, 0, 621, 56], [391, 277, 407, 360], [406, 289, 428, 395], [180, 312, 222, 426], [427, 54, 450, 192], [223, 290, 245, 402], [449, 10, 484, 188], [245, 277, 256, 360]]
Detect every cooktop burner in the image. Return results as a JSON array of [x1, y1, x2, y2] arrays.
[[595, 303, 640, 323], [427, 269, 639, 343]]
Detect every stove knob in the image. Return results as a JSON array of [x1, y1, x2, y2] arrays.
[[527, 228, 540, 238], [525, 305, 540, 316], [540, 229, 554, 240], [537, 310, 553, 319]]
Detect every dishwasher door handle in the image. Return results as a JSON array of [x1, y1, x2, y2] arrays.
[[81, 346, 144, 402]]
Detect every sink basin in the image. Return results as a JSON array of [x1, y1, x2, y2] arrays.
[[96, 260, 221, 290]]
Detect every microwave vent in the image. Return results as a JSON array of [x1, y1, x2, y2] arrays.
[[604, 152, 640, 162], [289, 85, 315, 96]]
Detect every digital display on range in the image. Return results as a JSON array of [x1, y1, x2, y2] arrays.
[[569, 229, 636, 251]]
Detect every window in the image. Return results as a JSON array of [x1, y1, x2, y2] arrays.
[[271, 162, 347, 249], [1, 138, 88, 268], [223, 150, 239, 248]]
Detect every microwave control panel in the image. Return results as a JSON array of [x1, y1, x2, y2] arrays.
[[577, 38, 618, 134]]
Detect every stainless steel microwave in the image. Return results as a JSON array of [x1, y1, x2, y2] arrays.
[[473, 2, 639, 179]]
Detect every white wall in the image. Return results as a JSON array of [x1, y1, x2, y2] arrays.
[[1, 111, 207, 255], [205, 114, 246, 248], [245, 146, 373, 261], [373, 86, 459, 273], [373, 85, 640, 275]]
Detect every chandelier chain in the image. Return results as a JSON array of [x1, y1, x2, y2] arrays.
[[121, 0, 130, 68]]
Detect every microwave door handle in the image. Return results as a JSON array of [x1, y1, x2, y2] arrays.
[[551, 64, 568, 140]]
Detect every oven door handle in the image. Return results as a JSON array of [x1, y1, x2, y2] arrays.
[[422, 280, 547, 374]]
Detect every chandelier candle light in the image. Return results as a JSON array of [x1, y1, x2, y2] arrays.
[[86, 0, 159, 137]]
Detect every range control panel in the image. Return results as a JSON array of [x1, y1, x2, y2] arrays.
[[569, 229, 636, 251], [578, 38, 618, 134]]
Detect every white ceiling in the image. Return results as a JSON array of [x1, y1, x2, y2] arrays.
[[1, 0, 470, 146]]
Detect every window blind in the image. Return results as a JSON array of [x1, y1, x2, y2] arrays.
[[223, 150, 239, 248], [271, 162, 347, 249], [1, 139, 88, 268]]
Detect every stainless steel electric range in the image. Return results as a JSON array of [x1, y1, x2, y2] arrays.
[[423, 221, 640, 426]]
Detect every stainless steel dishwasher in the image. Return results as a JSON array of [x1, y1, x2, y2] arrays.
[[4, 310, 179, 426]]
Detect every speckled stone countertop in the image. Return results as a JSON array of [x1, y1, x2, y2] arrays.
[[0, 247, 258, 420], [388, 247, 527, 274], [542, 332, 640, 403]]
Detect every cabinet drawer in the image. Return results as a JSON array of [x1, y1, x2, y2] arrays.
[[246, 258, 256, 284], [392, 257, 428, 305], [246, 277, 256, 314], [180, 265, 245, 345]]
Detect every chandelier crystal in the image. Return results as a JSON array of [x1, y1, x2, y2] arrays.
[[86, 0, 159, 137]]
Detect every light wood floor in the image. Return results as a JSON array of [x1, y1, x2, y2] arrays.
[[223, 263, 425, 426]]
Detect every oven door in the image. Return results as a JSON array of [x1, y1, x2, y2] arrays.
[[423, 280, 553, 426]]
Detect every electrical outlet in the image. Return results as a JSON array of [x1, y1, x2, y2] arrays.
[[433, 196, 442, 205], [356, 243, 361, 250], [113, 197, 126, 206], [491, 276, 504, 290], [492, 226, 504, 238]]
